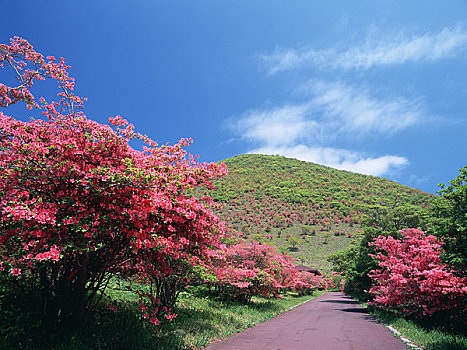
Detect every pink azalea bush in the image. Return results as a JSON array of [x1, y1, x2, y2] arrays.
[[0, 36, 226, 326], [292, 271, 326, 295], [368, 228, 467, 317], [209, 239, 332, 301], [209, 241, 300, 302]]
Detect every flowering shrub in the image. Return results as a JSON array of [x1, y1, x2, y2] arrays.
[[323, 272, 344, 291], [340, 278, 346, 292], [0, 37, 226, 326], [368, 228, 467, 317], [209, 241, 298, 302], [292, 271, 326, 295]]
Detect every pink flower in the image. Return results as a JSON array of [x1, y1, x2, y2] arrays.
[[166, 312, 177, 321]]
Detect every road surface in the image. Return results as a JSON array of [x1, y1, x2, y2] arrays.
[[204, 292, 408, 350]]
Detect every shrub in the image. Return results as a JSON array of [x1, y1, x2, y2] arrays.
[[368, 228, 467, 318], [293, 271, 325, 295], [209, 241, 297, 302]]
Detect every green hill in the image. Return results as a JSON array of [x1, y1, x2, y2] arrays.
[[206, 154, 435, 272]]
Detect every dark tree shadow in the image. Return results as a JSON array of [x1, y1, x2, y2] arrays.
[[339, 308, 369, 313], [319, 299, 359, 304]]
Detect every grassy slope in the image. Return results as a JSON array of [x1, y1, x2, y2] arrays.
[[206, 154, 434, 272]]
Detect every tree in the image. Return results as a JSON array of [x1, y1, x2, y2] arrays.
[[362, 202, 430, 232], [432, 166, 467, 275], [0, 36, 226, 327], [288, 235, 301, 251], [293, 271, 325, 295]]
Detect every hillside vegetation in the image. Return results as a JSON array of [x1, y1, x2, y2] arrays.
[[206, 154, 434, 271]]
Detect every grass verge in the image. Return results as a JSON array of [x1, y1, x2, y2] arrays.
[[366, 307, 467, 350]]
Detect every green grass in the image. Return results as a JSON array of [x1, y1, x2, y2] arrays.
[[367, 307, 467, 350], [265, 223, 360, 273], [0, 286, 323, 350]]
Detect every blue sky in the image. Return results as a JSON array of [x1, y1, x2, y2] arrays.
[[2, 1, 467, 194]]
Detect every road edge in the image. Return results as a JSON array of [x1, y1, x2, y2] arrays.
[[357, 301, 424, 350]]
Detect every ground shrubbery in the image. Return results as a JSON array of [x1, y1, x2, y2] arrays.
[[208, 241, 297, 302]]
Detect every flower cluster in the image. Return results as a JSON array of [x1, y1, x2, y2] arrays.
[[210, 240, 310, 301], [368, 228, 467, 317]]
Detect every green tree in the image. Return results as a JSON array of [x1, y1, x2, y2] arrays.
[[288, 235, 301, 251], [362, 202, 430, 232], [432, 166, 467, 276]]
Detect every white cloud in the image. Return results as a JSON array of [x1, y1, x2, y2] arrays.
[[306, 80, 423, 136], [337, 155, 408, 176], [250, 145, 408, 176], [230, 104, 315, 147], [260, 26, 467, 73], [232, 80, 424, 146], [229, 80, 420, 176], [260, 49, 304, 74]]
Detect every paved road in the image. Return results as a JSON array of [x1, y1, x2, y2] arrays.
[[204, 292, 408, 350]]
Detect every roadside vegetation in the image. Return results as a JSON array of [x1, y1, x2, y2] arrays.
[[369, 306, 467, 350], [328, 166, 467, 349], [1, 281, 322, 350]]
